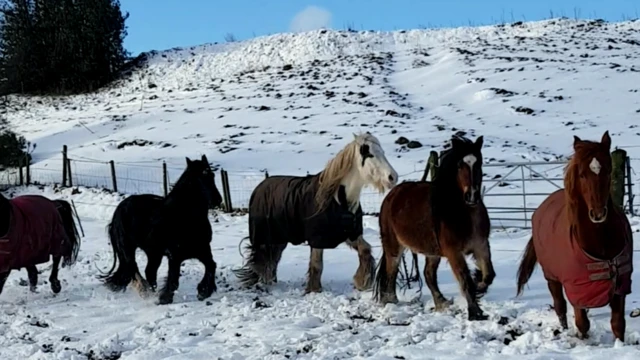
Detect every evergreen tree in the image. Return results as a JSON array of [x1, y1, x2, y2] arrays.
[[0, 0, 129, 95]]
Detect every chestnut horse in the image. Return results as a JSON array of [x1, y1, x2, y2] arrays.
[[517, 131, 633, 342], [373, 134, 495, 321]]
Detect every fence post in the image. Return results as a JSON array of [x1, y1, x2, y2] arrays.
[[520, 165, 527, 228], [422, 150, 439, 181], [610, 149, 626, 210], [62, 145, 68, 187], [19, 158, 24, 185], [162, 161, 168, 197], [109, 160, 118, 192], [625, 156, 635, 216], [67, 159, 73, 187], [220, 169, 233, 212], [265, 170, 269, 178], [26, 158, 31, 185]]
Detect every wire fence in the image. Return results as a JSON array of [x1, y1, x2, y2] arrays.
[[0, 147, 638, 229]]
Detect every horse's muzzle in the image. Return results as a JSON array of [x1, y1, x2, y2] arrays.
[[464, 189, 479, 206], [589, 206, 608, 223]]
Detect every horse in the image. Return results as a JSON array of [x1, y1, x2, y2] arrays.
[[0, 193, 81, 296], [517, 131, 633, 342], [233, 132, 398, 294], [99, 155, 223, 305], [373, 134, 494, 321]]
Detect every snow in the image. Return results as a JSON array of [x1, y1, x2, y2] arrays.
[[2, 18, 640, 359]]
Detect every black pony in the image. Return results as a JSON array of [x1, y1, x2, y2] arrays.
[[99, 155, 223, 305], [0, 193, 81, 296]]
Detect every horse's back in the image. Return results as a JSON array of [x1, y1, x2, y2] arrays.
[[248, 175, 318, 246], [0, 195, 66, 272]]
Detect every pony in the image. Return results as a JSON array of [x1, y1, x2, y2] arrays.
[[99, 155, 223, 305], [0, 194, 81, 296], [233, 132, 398, 294], [373, 134, 494, 321], [517, 131, 633, 342]]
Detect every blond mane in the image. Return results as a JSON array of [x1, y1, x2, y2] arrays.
[[315, 133, 384, 211]]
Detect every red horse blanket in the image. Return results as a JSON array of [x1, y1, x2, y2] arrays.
[[532, 190, 633, 309], [0, 195, 67, 273]]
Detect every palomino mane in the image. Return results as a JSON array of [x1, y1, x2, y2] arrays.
[[315, 133, 383, 211]]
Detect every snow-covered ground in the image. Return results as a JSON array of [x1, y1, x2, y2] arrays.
[[1, 18, 640, 359]]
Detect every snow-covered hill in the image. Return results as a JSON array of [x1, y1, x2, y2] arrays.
[[1, 18, 640, 359]]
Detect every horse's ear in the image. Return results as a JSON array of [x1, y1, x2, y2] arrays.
[[601, 131, 611, 150], [353, 133, 358, 140], [451, 136, 463, 149], [201, 154, 209, 164], [474, 135, 484, 149], [573, 135, 583, 150], [186, 157, 192, 166]]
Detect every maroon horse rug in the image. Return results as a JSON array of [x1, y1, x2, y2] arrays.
[[0, 195, 68, 273], [531, 190, 633, 309]]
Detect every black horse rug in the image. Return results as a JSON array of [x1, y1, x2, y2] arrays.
[[0, 195, 68, 273], [248, 174, 363, 249]]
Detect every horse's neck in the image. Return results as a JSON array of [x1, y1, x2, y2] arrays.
[[166, 186, 208, 214], [338, 167, 365, 212], [569, 200, 621, 259]]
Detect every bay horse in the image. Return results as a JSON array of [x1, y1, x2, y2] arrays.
[[373, 134, 494, 321], [233, 132, 398, 294], [0, 194, 81, 296], [517, 131, 633, 342], [99, 155, 223, 305]]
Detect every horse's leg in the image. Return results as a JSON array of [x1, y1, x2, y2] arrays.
[[305, 248, 323, 294], [346, 235, 375, 291], [158, 257, 182, 305], [144, 252, 163, 292], [0, 271, 11, 295], [196, 244, 217, 301], [609, 294, 626, 342], [444, 249, 487, 321], [131, 259, 152, 299], [547, 279, 568, 330], [573, 306, 591, 339], [49, 256, 62, 294], [424, 255, 452, 311], [26, 266, 38, 293], [471, 239, 496, 298]]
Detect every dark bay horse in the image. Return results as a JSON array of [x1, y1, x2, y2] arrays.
[[233, 132, 398, 294], [100, 155, 223, 305], [373, 134, 495, 321], [0, 194, 81, 296], [517, 131, 633, 342]]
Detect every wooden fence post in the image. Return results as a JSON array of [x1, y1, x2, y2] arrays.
[[19, 158, 24, 185], [265, 170, 269, 178], [26, 157, 31, 185], [67, 159, 73, 187], [220, 169, 233, 212], [62, 145, 68, 187], [610, 149, 626, 210], [625, 156, 635, 216], [109, 160, 118, 192], [162, 161, 168, 197]]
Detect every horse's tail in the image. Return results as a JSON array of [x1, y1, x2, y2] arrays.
[[232, 237, 283, 287], [98, 210, 134, 292], [516, 237, 538, 296], [55, 200, 81, 268]]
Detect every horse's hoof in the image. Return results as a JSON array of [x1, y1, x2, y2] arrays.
[[434, 298, 454, 312], [50, 280, 61, 294], [157, 294, 174, 305], [468, 308, 489, 321], [304, 286, 322, 295], [197, 283, 216, 301], [29, 286, 38, 293]]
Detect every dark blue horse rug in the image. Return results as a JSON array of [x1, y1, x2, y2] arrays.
[[249, 174, 363, 249], [0, 195, 68, 273]]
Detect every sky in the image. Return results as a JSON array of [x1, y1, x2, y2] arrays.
[[120, 0, 639, 56]]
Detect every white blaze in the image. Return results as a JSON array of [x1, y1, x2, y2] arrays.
[[463, 154, 477, 169], [589, 157, 601, 175]]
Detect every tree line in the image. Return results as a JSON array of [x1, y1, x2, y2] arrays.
[[0, 0, 129, 167]]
